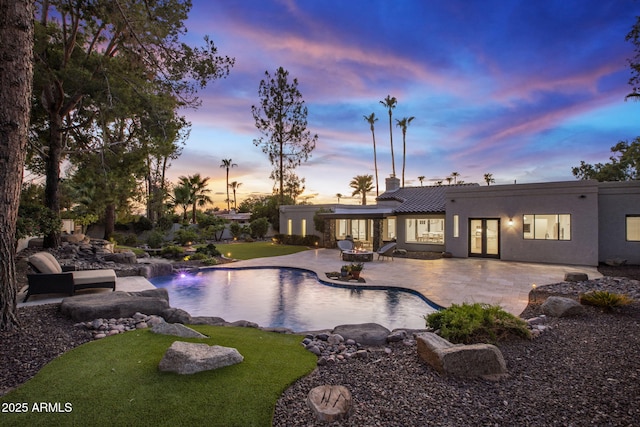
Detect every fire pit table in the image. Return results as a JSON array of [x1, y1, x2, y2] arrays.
[[341, 250, 374, 262]]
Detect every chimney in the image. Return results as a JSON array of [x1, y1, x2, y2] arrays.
[[385, 175, 400, 192]]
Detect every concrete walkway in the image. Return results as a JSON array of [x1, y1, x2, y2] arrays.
[[18, 248, 601, 316], [216, 248, 601, 315]]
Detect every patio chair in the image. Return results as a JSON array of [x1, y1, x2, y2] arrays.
[[376, 242, 397, 260], [337, 240, 354, 258], [24, 252, 116, 302]]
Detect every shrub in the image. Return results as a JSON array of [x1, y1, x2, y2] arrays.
[[425, 302, 531, 344], [174, 228, 199, 245], [111, 233, 138, 247], [161, 245, 185, 259], [133, 216, 153, 233], [250, 217, 269, 239], [229, 222, 242, 239], [273, 234, 320, 246], [579, 291, 632, 311], [188, 252, 209, 261], [146, 230, 165, 249], [196, 243, 221, 257]]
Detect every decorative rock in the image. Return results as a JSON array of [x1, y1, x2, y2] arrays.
[[387, 330, 408, 342], [564, 272, 589, 282], [307, 385, 352, 422], [151, 322, 208, 338], [327, 334, 344, 345], [158, 341, 243, 374], [541, 296, 584, 317], [605, 258, 627, 267], [190, 316, 228, 326], [161, 307, 192, 324], [229, 320, 259, 328], [416, 332, 507, 379], [332, 323, 391, 346], [60, 289, 170, 322]]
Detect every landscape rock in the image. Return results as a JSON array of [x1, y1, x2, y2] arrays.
[[332, 323, 391, 346], [564, 272, 589, 282], [158, 341, 243, 374], [190, 316, 228, 326], [151, 322, 207, 338], [161, 307, 192, 324], [60, 289, 170, 321], [307, 385, 353, 422], [541, 296, 584, 317], [416, 332, 507, 379]]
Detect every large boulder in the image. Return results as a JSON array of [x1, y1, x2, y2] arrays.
[[151, 321, 207, 339], [416, 332, 507, 379], [332, 323, 390, 346], [541, 296, 583, 317], [60, 289, 170, 322], [158, 341, 243, 374]]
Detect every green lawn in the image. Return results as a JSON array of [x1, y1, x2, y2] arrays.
[[1, 326, 316, 426], [214, 241, 311, 260]]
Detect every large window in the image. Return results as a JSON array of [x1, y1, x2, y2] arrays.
[[405, 218, 445, 244], [627, 215, 640, 241], [384, 217, 396, 240], [523, 214, 571, 240]]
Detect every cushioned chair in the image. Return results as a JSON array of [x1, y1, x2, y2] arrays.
[[24, 252, 116, 302], [376, 242, 397, 260], [337, 240, 354, 258]]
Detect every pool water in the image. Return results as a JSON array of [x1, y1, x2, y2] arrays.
[[151, 267, 437, 332]]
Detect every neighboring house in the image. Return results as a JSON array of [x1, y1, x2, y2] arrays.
[[280, 176, 640, 266]]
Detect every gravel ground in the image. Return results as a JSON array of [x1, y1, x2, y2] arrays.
[[2, 263, 640, 426]]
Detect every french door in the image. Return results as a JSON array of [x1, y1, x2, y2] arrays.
[[469, 219, 500, 258]]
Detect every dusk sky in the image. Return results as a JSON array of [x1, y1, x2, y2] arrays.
[[170, 0, 638, 207]]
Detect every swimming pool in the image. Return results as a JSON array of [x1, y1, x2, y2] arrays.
[[151, 267, 438, 332]]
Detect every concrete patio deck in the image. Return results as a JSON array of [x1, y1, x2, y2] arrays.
[[18, 248, 601, 316], [216, 248, 602, 315]]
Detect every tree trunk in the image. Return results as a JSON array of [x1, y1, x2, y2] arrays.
[[104, 203, 116, 239], [0, 0, 34, 330], [43, 104, 63, 248]]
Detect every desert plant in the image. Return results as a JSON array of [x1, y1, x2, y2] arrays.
[[425, 302, 531, 344], [579, 291, 632, 311]]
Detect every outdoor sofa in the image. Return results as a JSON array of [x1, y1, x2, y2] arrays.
[[377, 242, 397, 260], [24, 251, 116, 302]]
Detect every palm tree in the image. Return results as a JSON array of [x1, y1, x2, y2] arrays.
[[172, 183, 192, 223], [451, 171, 460, 184], [484, 173, 495, 186], [363, 113, 380, 196], [228, 181, 242, 210], [379, 95, 398, 177], [445, 176, 453, 185], [220, 159, 237, 211], [395, 116, 415, 187], [178, 173, 212, 223], [336, 193, 343, 203], [417, 176, 425, 187], [349, 174, 374, 206]]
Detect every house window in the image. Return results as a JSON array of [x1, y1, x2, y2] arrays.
[[405, 218, 445, 244], [287, 219, 292, 236], [336, 219, 348, 239], [523, 214, 571, 240], [627, 215, 640, 241], [384, 217, 396, 240], [301, 219, 306, 237]]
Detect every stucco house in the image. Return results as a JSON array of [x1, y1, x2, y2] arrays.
[[279, 176, 640, 266]]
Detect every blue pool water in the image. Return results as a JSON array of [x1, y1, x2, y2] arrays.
[[151, 267, 438, 331]]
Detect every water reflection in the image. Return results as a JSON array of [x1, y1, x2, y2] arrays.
[[151, 268, 436, 331]]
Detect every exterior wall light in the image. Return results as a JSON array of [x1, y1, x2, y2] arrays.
[[508, 218, 514, 226]]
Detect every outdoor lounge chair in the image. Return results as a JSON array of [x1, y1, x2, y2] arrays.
[[24, 252, 116, 302], [377, 242, 397, 260], [337, 239, 354, 258]]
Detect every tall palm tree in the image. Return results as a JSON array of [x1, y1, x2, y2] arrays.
[[336, 193, 343, 203], [451, 171, 460, 184], [220, 159, 237, 211], [484, 173, 495, 186], [417, 176, 425, 187], [172, 183, 192, 223], [379, 95, 398, 177], [445, 176, 453, 185], [349, 174, 374, 206], [395, 116, 415, 187], [363, 113, 380, 196], [228, 181, 242, 210], [178, 173, 212, 223]]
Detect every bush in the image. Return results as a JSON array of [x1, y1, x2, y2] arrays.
[[133, 216, 153, 233], [229, 222, 243, 239], [273, 234, 320, 246], [146, 230, 165, 249], [250, 217, 269, 239], [161, 245, 185, 259], [579, 291, 632, 311], [174, 228, 199, 245], [111, 232, 138, 246], [425, 302, 531, 344], [196, 243, 221, 257]]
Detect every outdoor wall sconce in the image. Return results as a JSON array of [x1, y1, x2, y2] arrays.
[[508, 218, 514, 226]]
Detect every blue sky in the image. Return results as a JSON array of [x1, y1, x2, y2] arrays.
[[169, 0, 638, 207]]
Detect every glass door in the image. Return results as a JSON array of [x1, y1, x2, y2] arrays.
[[469, 219, 500, 258]]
